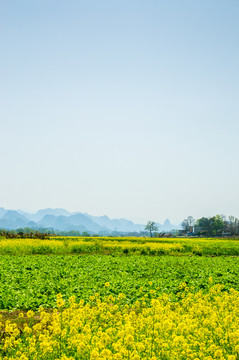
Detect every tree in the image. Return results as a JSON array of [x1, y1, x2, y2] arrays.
[[182, 216, 195, 233], [196, 217, 210, 230], [82, 231, 90, 237], [145, 221, 158, 238], [211, 215, 224, 236], [227, 216, 239, 235], [196, 215, 224, 236]]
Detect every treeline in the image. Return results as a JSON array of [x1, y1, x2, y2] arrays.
[[0, 228, 144, 238], [182, 215, 239, 236], [0, 229, 49, 239], [0, 227, 94, 239]]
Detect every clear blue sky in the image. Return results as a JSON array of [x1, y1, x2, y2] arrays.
[[1, 0, 239, 224]]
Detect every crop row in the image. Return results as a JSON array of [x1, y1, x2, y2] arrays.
[[0, 237, 239, 256], [0, 255, 238, 310]]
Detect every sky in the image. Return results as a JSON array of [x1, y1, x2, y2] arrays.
[[0, 0, 239, 224]]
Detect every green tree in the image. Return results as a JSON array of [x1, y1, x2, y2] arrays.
[[196, 215, 224, 236], [211, 215, 224, 236], [145, 221, 158, 238], [82, 231, 90, 237]]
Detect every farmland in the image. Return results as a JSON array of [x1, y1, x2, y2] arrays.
[[0, 236, 239, 256], [0, 236, 239, 359], [0, 254, 239, 310]]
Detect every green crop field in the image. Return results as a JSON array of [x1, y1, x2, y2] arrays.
[[0, 254, 238, 310]]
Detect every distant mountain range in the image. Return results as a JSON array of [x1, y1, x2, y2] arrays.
[[0, 207, 181, 234]]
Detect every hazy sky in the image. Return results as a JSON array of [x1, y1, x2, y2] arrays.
[[1, 0, 239, 224]]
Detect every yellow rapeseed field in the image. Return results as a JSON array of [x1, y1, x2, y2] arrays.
[[1, 283, 239, 360], [0, 236, 239, 256], [0, 238, 183, 255]]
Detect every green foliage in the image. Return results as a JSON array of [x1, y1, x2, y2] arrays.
[[0, 255, 239, 310], [196, 215, 224, 236]]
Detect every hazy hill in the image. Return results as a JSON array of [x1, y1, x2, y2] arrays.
[[18, 208, 72, 222], [38, 213, 103, 233], [0, 210, 29, 230], [86, 214, 144, 232], [159, 219, 176, 232], [0, 207, 180, 233], [0, 207, 6, 217]]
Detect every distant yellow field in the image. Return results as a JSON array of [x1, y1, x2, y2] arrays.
[[0, 236, 239, 256]]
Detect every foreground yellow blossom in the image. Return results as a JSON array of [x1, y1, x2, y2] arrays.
[[0, 284, 239, 359]]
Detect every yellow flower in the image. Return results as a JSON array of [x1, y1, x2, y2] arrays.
[[27, 310, 34, 318], [56, 293, 65, 308], [208, 276, 213, 285], [1, 283, 239, 359]]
